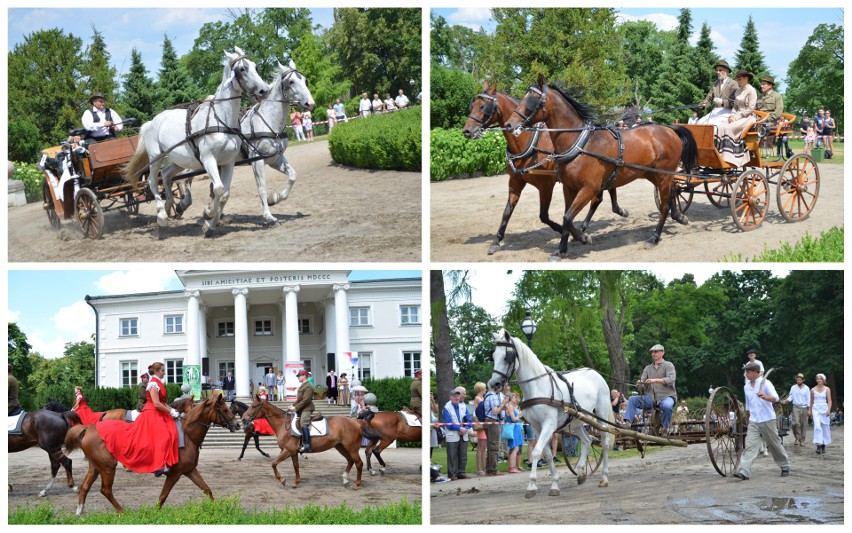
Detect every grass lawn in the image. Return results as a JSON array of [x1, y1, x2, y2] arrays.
[[786, 139, 843, 165]]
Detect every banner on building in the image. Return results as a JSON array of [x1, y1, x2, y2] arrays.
[[184, 364, 201, 400], [284, 361, 305, 401]]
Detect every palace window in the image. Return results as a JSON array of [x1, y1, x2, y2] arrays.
[[119, 317, 138, 337], [403, 351, 421, 378], [254, 319, 273, 336], [400, 305, 420, 325], [217, 321, 235, 337], [349, 307, 370, 327], [120, 361, 138, 387], [164, 314, 184, 334]]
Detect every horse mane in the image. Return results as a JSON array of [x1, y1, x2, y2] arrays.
[[44, 399, 71, 412], [547, 83, 600, 125], [232, 399, 248, 411]]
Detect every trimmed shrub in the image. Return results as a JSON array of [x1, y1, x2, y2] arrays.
[[8, 118, 42, 164], [361, 376, 421, 447], [430, 127, 507, 180], [328, 106, 420, 171], [431, 65, 478, 130], [33, 383, 183, 412]]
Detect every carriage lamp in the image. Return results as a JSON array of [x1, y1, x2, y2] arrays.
[[521, 310, 537, 349]]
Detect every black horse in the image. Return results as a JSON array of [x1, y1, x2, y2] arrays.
[[230, 400, 272, 460], [8, 404, 82, 496]]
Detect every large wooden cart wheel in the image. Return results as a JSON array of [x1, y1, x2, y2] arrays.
[[74, 188, 104, 239], [777, 153, 819, 223], [42, 178, 60, 230], [705, 177, 734, 208], [705, 387, 745, 477], [164, 182, 185, 219], [562, 429, 603, 478], [654, 181, 694, 214], [122, 192, 140, 215], [731, 169, 769, 231]]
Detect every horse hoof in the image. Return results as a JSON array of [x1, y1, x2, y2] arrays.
[[370, 470, 376, 476], [39, 490, 47, 497], [619, 208, 629, 217], [487, 244, 500, 255], [379, 468, 385, 476], [577, 474, 587, 486], [581, 234, 593, 245], [643, 238, 659, 249], [202, 221, 213, 235], [548, 489, 560, 497], [221, 214, 234, 225], [598, 480, 609, 488], [73, 486, 79, 493], [678, 214, 690, 225], [525, 490, 537, 499], [157, 214, 169, 227], [548, 252, 562, 263]]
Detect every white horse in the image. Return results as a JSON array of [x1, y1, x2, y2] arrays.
[[239, 60, 315, 224], [488, 329, 613, 498], [123, 47, 269, 234]]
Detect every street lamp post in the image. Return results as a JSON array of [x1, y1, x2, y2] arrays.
[[521, 310, 537, 349]]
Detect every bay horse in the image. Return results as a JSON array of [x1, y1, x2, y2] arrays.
[[462, 81, 626, 255], [229, 399, 272, 460], [63, 395, 239, 515], [488, 330, 613, 498], [240, 60, 315, 224], [8, 407, 82, 496], [242, 397, 365, 488], [122, 47, 269, 235], [360, 411, 423, 475], [505, 74, 697, 260], [45, 399, 128, 422]]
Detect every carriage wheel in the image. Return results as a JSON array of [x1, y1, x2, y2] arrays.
[[653, 181, 694, 214], [42, 178, 60, 230], [730, 170, 769, 231], [163, 182, 185, 219], [705, 387, 745, 477], [705, 177, 734, 208], [75, 188, 104, 239], [776, 153, 819, 223], [563, 429, 603, 478], [122, 192, 140, 215]]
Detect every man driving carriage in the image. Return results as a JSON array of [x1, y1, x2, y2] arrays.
[[697, 60, 737, 125], [81, 92, 123, 142], [623, 344, 677, 435]]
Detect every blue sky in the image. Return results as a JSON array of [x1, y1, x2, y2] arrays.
[[7, 8, 336, 83], [432, 7, 844, 92], [7, 269, 420, 359]]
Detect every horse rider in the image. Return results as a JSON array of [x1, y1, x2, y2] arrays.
[[410, 368, 423, 418], [82, 92, 123, 142], [624, 344, 677, 435], [698, 60, 737, 125], [8, 364, 22, 416], [137, 373, 150, 411], [289, 370, 314, 452]]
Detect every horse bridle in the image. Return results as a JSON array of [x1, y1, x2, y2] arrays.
[[512, 85, 547, 130], [467, 93, 499, 126], [492, 338, 519, 385]]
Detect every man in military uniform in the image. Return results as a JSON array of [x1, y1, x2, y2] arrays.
[[136, 373, 150, 411], [410, 368, 423, 418], [755, 75, 784, 125], [289, 370, 315, 452], [8, 364, 22, 416]]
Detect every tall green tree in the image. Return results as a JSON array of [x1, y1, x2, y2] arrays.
[[157, 34, 199, 109], [8, 323, 34, 387], [326, 8, 422, 99], [448, 303, 499, 387], [647, 11, 704, 122], [291, 30, 351, 108], [694, 22, 719, 100], [734, 15, 771, 88], [430, 65, 478, 130], [620, 20, 672, 110], [8, 29, 83, 147], [80, 27, 118, 104], [785, 23, 843, 127], [121, 48, 157, 121]]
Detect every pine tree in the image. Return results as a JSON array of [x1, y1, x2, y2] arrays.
[[157, 35, 198, 110], [121, 48, 157, 121], [735, 16, 771, 88], [81, 27, 118, 103], [694, 22, 719, 95]]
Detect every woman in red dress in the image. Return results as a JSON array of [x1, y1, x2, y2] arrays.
[[72, 385, 104, 425], [253, 386, 276, 436], [97, 362, 179, 476]]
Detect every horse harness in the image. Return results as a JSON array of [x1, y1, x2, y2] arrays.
[[239, 66, 308, 160], [469, 92, 555, 177]]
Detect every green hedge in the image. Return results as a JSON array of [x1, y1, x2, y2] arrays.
[[12, 162, 45, 204], [361, 376, 421, 448], [431, 65, 478, 130], [35, 383, 183, 412], [430, 127, 507, 181], [328, 106, 421, 171]]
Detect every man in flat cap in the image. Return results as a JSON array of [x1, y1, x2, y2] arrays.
[[443, 387, 473, 480], [782, 373, 810, 446], [82, 92, 123, 142], [734, 362, 790, 480], [624, 344, 677, 435]]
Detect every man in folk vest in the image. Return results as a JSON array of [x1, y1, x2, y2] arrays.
[[82, 93, 123, 142]]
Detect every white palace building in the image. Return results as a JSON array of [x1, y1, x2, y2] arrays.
[[85, 270, 422, 399]]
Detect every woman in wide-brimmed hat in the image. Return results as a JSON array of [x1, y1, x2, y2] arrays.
[[714, 70, 757, 166]]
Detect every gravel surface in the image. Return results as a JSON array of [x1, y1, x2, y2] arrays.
[[8, 139, 421, 262]]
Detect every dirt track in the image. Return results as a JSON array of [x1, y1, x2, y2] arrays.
[[431, 427, 843, 524], [431, 163, 843, 262], [8, 140, 421, 262], [7, 445, 421, 516]]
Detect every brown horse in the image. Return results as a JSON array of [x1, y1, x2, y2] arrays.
[[229, 399, 272, 460], [505, 74, 697, 259], [462, 81, 627, 255], [8, 407, 82, 496], [360, 411, 423, 475], [242, 398, 366, 488], [44, 399, 132, 423], [63, 395, 239, 515]]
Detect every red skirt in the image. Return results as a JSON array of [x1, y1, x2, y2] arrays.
[[75, 401, 103, 425], [97, 402, 179, 473], [253, 418, 275, 435]]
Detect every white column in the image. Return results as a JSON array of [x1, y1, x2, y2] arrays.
[[233, 287, 250, 399], [333, 283, 351, 375], [279, 302, 287, 371], [324, 297, 336, 370], [283, 285, 301, 400], [198, 304, 208, 367], [185, 290, 200, 367]]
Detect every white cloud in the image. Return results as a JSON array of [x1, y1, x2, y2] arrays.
[[53, 300, 96, 340], [447, 8, 492, 24], [153, 8, 222, 30], [97, 269, 176, 295], [27, 331, 69, 360], [8, 309, 20, 323], [617, 12, 679, 32]]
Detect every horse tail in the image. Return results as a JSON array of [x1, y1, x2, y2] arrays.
[[121, 125, 150, 187], [63, 411, 82, 427], [671, 124, 698, 172], [64, 424, 87, 454]]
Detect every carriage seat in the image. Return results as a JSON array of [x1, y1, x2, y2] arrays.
[[87, 135, 140, 182]]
